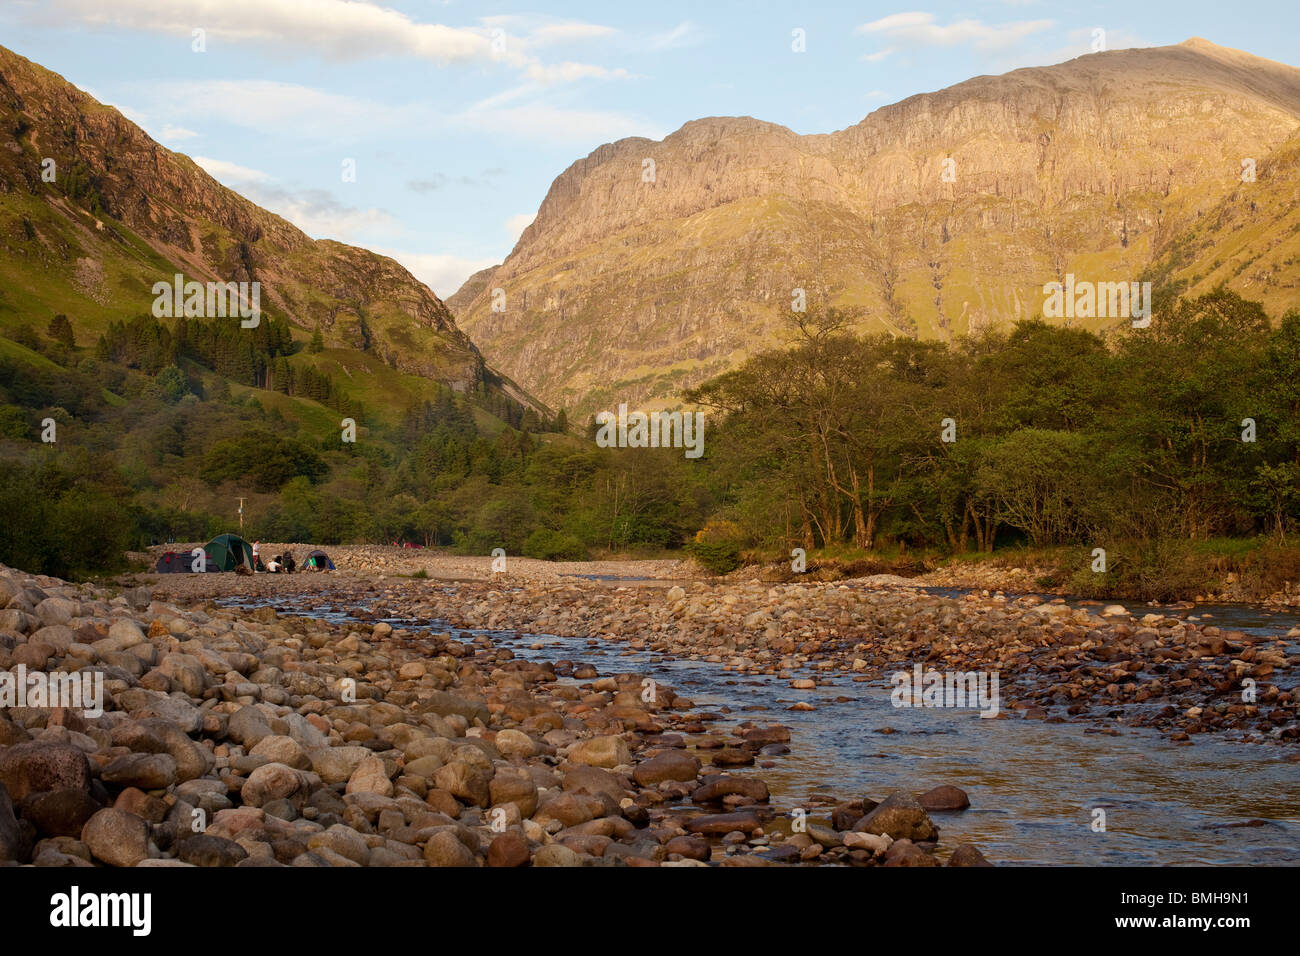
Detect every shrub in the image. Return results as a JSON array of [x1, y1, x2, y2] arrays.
[[686, 520, 745, 575], [523, 528, 588, 561], [1067, 540, 1215, 602]]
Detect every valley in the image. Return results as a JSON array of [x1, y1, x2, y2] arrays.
[[0, 16, 1296, 886]]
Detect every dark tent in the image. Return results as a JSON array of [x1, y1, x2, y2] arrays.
[[154, 551, 198, 573], [305, 549, 336, 571], [203, 534, 256, 572]]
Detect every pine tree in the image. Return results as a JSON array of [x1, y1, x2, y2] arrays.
[[47, 314, 75, 348]]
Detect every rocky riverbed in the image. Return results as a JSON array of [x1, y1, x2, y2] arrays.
[[0, 560, 993, 868], [153, 562, 1300, 746]]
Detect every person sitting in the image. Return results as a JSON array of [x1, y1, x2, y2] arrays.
[[267, 556, 282, 573], [283, 553, 296, 573]]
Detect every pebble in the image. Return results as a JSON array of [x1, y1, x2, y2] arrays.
[[81, 808, 151, 867], [0, 557, 1014, 869]]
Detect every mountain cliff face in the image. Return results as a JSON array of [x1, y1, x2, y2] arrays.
[[453, 39, 1300, 415], [444, 264, 499, 319], [0, 44, 484, 390]]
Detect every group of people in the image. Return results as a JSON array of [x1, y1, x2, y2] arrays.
[[251, 542, 296, 574]]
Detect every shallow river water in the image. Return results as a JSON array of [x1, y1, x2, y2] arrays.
[[221, 587, 1300, 865]]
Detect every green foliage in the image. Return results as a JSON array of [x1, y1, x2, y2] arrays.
[[686, 539, 742, 574], [693, 290, 1300, 559], [0, 354, 105, 419], [1067, 540, 1212, 603], [60, 160, 107, 216], [3, 283, 1296, 588], [0, 404, 28, 440], [201, 430, 329, 492], [0, 453, 134, 578], [523, 527, 587, 561], [149, 364, 189, 403], [47, 314, 75, 348], [685, 520, 744, 575]]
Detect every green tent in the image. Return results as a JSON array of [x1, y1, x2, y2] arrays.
[[203, 533, 256, 572]]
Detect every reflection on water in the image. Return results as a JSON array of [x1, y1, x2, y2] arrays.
[[496, 629, 1300, 866], [220, 592, 1300, 866]]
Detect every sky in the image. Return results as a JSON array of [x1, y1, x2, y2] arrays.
[[2, 0, 1298, 298]]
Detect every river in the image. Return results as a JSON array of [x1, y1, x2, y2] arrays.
[[219, 585, 1300, 865]]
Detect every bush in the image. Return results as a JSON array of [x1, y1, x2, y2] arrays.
[[523, 528, 587, 561], [0, 404, 28, 440], [1067, 540, 1215, 602], [0, 457, 132, 578], [1241, 540, 1300, 596], [201, 430, 328, 491], [686, 520, 745, 575]]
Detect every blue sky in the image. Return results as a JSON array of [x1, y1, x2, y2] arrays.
[[3, 0, 1297, 297]]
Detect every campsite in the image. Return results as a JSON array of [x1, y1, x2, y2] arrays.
[[151, 536, 333, 574]]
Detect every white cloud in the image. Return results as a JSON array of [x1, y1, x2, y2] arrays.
[[505, 213, 535, 242], [858, 12, 1055, 52], [35, 0, 625, 87], [374, 250, 500, 299], [646, 21, 703, 51], [234, 183, 398, 242], [40, 0, 489, 61], [134, 78, 657, 149], [192, 155, 272, 183], [530, 22, 617, 46], [159, 124, 198, 142], [470, 84, 538, 111], [525, 61, 629, 84], [481, 15, 617, 48], [140, 79, 429, 141]]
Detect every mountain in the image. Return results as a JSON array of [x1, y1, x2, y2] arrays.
[[451, 39, 1300, 416], [444, 263, 499, 318], [0, 43, 485, 392]]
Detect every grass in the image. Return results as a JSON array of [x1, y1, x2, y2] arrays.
[[0, 334, 63, 370]]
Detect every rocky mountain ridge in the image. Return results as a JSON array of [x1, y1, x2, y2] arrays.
[[453, 39, 1300, 415], [0, 44, 484, 390]]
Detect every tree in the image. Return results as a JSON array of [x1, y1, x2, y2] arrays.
[[976, 429, 1096, 546], [47, 314, 75, 348], [150, 365, 189, 403], [201, 430, 328, 491]]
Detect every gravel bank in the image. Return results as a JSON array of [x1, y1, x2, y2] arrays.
[[0, 560, 992, 867]]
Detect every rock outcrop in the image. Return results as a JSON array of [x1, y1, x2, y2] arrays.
[[454, 39, 1300, 414]]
